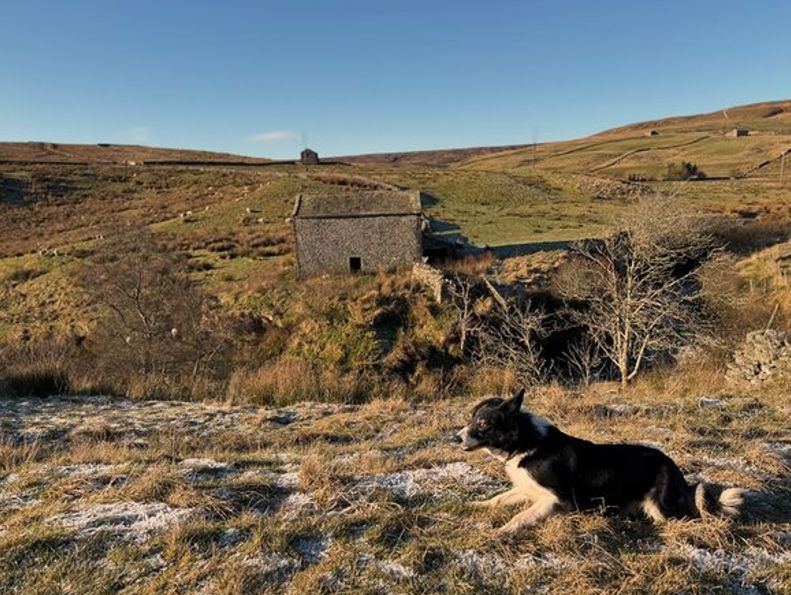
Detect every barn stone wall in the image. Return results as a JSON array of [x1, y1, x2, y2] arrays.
[[294, 215, 422, 276]]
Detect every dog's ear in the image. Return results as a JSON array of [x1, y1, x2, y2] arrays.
[[502, 388, 525, 415]]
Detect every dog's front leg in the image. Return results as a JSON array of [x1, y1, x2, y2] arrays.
[[472, 488, 530, 508], [496, 496, 559, 535]]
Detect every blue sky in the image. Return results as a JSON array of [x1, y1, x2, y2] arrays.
[[1, 1, 789, 159]]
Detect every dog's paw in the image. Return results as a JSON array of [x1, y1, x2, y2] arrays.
[[495, 523, 520, 538], [470, 499, 493, 508]]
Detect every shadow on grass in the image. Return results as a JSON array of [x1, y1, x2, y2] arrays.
[[209, 482, 295, 517], [741, 488, 791, 524]]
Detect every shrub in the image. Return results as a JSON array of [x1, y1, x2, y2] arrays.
[[554, 197, 718, 386], [665, 161, 706, 180], [712, 217, 790, 255]]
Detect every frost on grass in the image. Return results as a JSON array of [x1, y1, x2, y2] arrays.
[[358, 461, 505, 500], [50, 501, 196, 542], [357, 554, 415, 581], [293, 534, 332, 564], [0, 489, 40, 516], [280, 491, 316, 518], [695, 453, 772, 480], [455, 549, 568, 584], [698, 396, 724, 409], [274, 471, 300, 490], [455, 549, 509, 579], [57, 464, 128, 478], [675, 544, 791, 594], [178, 458, 235, 483], [3, 395, 789, 593], [0, 396, 350, 448]]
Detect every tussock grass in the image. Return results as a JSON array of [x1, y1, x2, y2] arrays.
[[1, 369, 789, 592]]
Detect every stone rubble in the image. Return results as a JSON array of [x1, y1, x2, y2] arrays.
[[726, 329, 791, 385]]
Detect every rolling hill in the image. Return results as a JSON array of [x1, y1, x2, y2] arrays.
[[2, 100, 791, 262], [0, 141, 271, 164], [4, 99, 790, 176], [341, 100, 791, 181]]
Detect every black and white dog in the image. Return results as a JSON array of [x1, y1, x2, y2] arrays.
[[457, 389, 745, 535]]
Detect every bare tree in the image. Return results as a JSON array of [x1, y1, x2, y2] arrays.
[[562, 335, 603, 386], [77, 230, 229, 394], [472, 290, 548, 386], [446, 274, 480, 354], [555, 198, 716, 386]]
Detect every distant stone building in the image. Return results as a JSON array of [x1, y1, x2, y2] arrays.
[[300, 148, 320, 165], [727, 127, 749, 137], [291, 190, 423, 276]]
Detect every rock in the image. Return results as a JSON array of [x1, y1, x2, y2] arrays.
[[726, 330, 791, 385]]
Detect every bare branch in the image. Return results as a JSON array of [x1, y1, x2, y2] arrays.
[[555, 196, 717, 385]]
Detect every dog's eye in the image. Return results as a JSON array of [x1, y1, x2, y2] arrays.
[[476, 419, 489, 430]]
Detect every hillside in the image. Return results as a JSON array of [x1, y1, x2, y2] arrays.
[[461, 100, 791, 180], [335, 143, 533, 167], [0, 141, 271, 164], [336, 100, 791, 182], [596, 100, 791, 137], [4, 99, 790, 172], [2, 99, 791, 344]]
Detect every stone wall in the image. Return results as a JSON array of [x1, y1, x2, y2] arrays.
[[294, 215, 422, 277], [411, 263, 445, 303], [726, 329, 791, 385]]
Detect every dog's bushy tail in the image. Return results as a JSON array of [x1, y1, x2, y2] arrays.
[[693, 483, 745, 518]]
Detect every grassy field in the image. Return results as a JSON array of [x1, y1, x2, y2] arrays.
[[345, 100, 791, 181], [1, 373, 789, 594], [1, 167, 790, 343]]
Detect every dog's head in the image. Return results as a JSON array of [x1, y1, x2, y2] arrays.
[[456, 389, 526, 453]]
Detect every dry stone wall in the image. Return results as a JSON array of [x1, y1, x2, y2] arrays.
[[726, 329, 791, 385]]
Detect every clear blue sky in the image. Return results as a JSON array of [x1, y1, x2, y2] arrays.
[[2, 1, 789, 159]]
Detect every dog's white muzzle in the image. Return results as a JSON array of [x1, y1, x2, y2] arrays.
[[456, 426, 481, 451]]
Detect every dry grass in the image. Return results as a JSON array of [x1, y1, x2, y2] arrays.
[[1, 365, 789, 593], [225, 358, 370, 407]]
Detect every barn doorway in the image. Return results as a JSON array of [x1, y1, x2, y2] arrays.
[[349, 257, 361, 272]]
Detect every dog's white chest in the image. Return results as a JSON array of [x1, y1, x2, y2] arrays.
[[505, 454, 555, 501]]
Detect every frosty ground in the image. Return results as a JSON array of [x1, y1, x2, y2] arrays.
[[1, 386, 790, 594]]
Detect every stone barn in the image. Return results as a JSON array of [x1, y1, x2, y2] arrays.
[[291, 190, 423, 276], [727, 127, 749, 137], [300, 148, 320, 165]]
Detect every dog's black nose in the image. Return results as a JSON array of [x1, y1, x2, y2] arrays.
[[452, 431, 462, 444]]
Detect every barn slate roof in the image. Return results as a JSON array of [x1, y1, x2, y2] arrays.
[[292, 190, 422, 219]]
